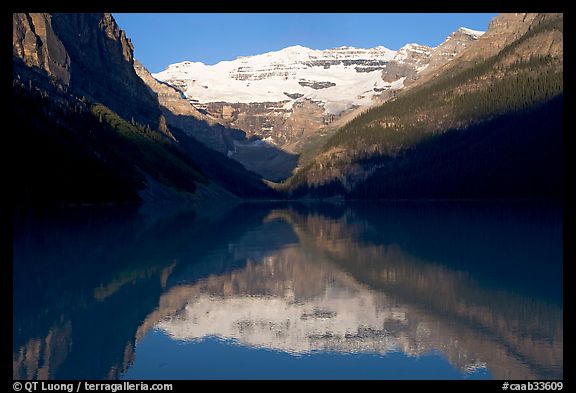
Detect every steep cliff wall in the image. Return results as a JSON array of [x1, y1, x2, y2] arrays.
[[13, 13, 165, 131]]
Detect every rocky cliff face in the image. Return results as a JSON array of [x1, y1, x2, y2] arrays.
[[13, 12, 281, 204], [13, 13, 165, 132], [13, 13, 71, 85], [470, 13, 539, 58], [380, 27, 484, 94], [134, 60, 241, 152], [412, 13, 563, 88]]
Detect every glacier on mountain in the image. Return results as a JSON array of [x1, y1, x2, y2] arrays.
[[154, 45, 402, 115]]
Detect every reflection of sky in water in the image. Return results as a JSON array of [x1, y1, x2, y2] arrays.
[[123, 330, 492, 380], [13, 201, 562, 380]]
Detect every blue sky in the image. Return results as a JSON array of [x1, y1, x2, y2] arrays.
[[114, 13, 498, 73]]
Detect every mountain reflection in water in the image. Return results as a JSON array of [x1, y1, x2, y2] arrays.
[[13, 201, 562, 380]]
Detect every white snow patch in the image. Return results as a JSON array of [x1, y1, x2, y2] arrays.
[[390, 76, 407, 90], [325, 101, 355, 115], [282, 100, 296, 111], [458, 27, 485, 38], [393, 43, 432, 63]]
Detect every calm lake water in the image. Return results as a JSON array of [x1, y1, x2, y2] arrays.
[[13, 201, 563, 380]]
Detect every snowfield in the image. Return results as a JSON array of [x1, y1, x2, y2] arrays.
[[154, 45, 402, 115], [154, 28, 484, 116]]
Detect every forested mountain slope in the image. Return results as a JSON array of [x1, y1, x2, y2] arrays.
[[286, 13, 563, 199]]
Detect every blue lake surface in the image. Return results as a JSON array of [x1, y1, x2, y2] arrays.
[[123, 331, 491, 380], [13, 201, 563, 380]]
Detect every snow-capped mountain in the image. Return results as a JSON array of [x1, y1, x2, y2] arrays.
[[154, 45, 398, 115], [146, 27, 484, 179], [155, 27, 483, 113]]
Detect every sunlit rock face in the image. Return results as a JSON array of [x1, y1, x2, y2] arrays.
[[409, 13, 563, 90], [13, 13, 165, 132]]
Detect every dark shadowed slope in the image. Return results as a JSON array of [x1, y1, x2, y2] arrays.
[[12, 13, 278, 207], [286, 13, 563, 199]]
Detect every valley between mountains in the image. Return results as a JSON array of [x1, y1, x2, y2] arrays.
[[12, 13, 563, 207]]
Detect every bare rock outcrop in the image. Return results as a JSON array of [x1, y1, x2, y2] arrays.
[[13, 13, 164, 131]]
